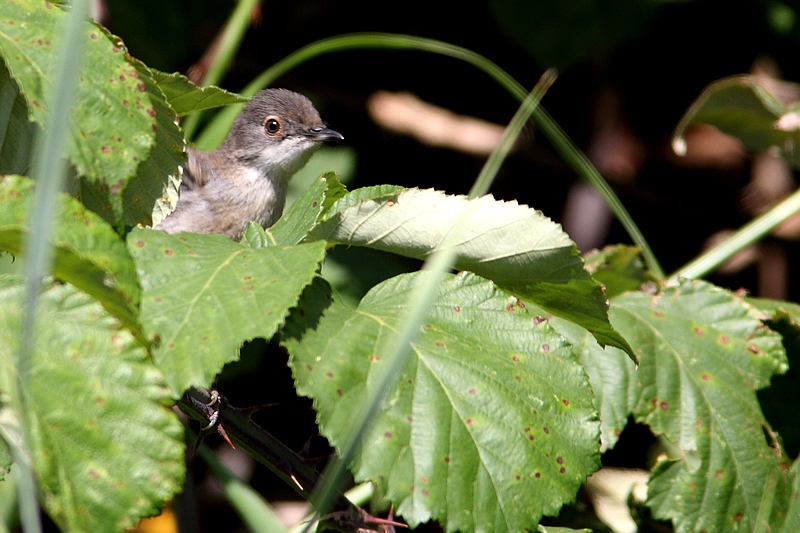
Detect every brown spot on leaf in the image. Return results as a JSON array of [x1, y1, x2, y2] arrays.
[[543, 427, 549, 434], [556, 456, 563, 464], [326, 372, 334, 378], [164, 249, 173, 256], [562, 399, 570, 406], [453, 305, 461, 312], [660, 401, 668, 410], [542, 344, 550, 353], [385, 432, 393, 438], [560, 467, 566, 474], [694, 326, 704, 336], [533, 316, 545, 325]]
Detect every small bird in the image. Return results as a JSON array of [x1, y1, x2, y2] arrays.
[[157, 89, 343, 240]]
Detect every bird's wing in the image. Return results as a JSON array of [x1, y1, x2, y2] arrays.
[[181, 148, 211, 190]]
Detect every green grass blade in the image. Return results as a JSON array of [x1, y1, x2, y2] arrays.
[[17, 1, 91, 530], [196, 443, 288, 533], [302, 73, 555, 530], [181, 0, 261, 139], [669, 187, 800, 283], [192, 33, 661, 277]]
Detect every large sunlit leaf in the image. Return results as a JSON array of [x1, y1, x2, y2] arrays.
[[284, 272, 601, 532], [549, 317, 636, 453], [70, 58, 185, 229], [608, 280, 791, 532], [0, 276, 184, 532], [308, 187, 631, 357], [128, 228, 327, 395], [0, 0, 156, 222], [672, 75, 800, 166], [0, 175, 141, 336], [149, 69, 250, 116]]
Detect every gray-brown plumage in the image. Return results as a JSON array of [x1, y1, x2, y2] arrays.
[[157, 89, 343, 241]]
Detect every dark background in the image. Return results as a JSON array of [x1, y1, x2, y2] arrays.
[[97, 1, 800, 531]]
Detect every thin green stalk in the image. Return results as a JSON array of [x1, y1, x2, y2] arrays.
[[302, 72, 556, 531], [195, 438, 288, 533], [668, 186, 800, 283], [181, 0, 261, 139], [17, 1, 91, 530], [192, 33, 662, 277]]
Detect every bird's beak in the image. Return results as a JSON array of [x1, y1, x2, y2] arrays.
[[305, 127, 344, 142]]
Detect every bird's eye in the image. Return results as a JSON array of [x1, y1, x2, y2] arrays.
[[263, 116, 282, 136]]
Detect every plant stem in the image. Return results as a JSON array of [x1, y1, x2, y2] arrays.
[[181, 0, 261, 139], [668, 187, 800, 283]]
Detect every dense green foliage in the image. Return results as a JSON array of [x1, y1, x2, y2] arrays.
[[1, 1, 799, 532]]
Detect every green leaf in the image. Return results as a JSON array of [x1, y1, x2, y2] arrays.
[[285, 272, 601, 532], [746, 296, 800, 461], [0, 277, 184, 532], [309, 187, 631, 358], [0, 429, 9, 481], [582, 245, 648, 299], [781, 460, 800, 532], [549, 316, 636, 453], [537, 527, 592, 533], [0, 1, 157, 222], [267, 172, 347, 246], [0, 61, 36, 176], [121, 60, 183, 228], [128, 228, 327, 395], [610, 281, 790, 532], [70, 58, 185, 229], [672, 75, 800, 166], [149, 69, 250, 116], [0, 175, 141, 337]]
